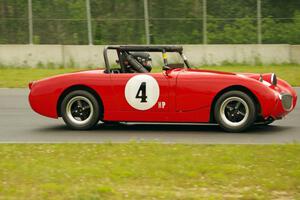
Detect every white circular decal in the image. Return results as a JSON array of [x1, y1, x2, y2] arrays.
[[125, 74, 160, 110]]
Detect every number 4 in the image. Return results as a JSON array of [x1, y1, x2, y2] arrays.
[[136, 82, 147, 103]]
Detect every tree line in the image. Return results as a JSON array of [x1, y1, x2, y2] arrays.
[[0, 0, 299, 44]]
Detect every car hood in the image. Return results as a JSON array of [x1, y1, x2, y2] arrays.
[[184, 68, 280, 86], [187, 68, 272, 81], [185, 68, 236, 75]]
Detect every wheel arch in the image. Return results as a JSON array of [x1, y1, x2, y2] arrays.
[[57, 85, 104, 119], [209, 85, 261, 123]]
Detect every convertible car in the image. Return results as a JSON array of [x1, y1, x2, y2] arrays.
[[29, 45, 297, 132]]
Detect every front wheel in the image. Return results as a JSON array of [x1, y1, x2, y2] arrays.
[[214, 91, 257, 132], [60, 90, 100, 130]]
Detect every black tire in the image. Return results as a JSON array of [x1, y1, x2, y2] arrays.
[[60, 90, 100, 130], [214, 90, 257, 132]]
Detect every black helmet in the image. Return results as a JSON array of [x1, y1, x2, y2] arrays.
[[131, 52, 152, 72]]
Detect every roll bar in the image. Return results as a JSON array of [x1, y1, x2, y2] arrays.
[[103, 45, 190, 73]]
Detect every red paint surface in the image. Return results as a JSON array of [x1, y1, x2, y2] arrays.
[[29, 68, 297, 123]]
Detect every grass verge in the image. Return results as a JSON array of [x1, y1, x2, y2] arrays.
[[0, 65, 299, 88], [0, 68, 76, 88], [0, 143, 299, 199]]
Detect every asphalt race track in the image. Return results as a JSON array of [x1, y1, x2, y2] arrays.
[[0, 88, 299, 144]]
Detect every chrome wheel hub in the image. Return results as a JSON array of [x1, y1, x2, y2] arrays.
[[220, 97, 249, 127], [66, 96, 94, 125]]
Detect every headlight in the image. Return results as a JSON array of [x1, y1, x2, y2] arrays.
[[259, 74, 263, 82], [271, 73, 277, 86]]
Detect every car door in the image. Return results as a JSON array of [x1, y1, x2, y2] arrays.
[[174, 69, 213, 122], [109, 72, 170, 121]]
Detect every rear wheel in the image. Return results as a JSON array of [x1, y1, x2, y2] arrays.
[[214, 91, 256, 132], [61, 90, 100, 130]]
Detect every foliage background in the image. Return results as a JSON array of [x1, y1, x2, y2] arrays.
[[0, 0, 300, 44]]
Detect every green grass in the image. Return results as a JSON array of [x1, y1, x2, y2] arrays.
[[0, 65, 299, 88], [0, 68, 77, 88], [0, 143, 299, 199]]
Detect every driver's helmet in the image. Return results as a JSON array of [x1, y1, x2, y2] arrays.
[[131, 52, 152, 72]]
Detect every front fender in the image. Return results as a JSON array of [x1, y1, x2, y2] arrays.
[[29, 78, 64, 118], [212, 75, 279, 118]]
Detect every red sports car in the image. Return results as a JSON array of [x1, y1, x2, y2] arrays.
[[29, 46, 297, 132]]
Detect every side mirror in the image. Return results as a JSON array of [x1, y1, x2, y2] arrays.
[[168, 63, 184, 68], [163, 66, 171, 76], [162, 66, 170, 71]]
